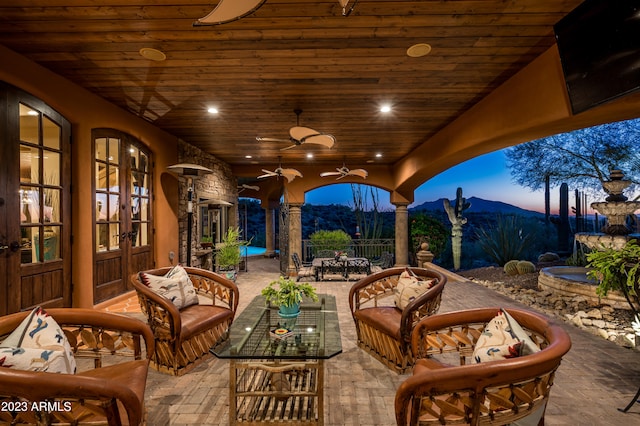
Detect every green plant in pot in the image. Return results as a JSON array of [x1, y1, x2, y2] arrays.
[[261, 276, 318, 318], [216, 227, 249, 281], [586, 238, 640, 320], [200, 236, 213, 249]]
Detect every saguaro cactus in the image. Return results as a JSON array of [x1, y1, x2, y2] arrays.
[[444, 187, 471, 270], [558, 183, 570, 253]]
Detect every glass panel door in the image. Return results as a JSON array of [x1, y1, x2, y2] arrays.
[[19, 104, 63, 263]]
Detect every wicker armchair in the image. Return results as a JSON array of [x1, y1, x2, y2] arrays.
[[395, 307, 572, 426], [348, 267, 447, 373], [0, 308, 154, 426], [131, 266, 239, 375]]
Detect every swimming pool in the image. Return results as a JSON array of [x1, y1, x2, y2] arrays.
[[241, 246, 268, 257]]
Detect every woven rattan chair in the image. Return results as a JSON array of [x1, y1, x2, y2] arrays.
[[131, 266, 238, 375], [348, 267, 447, 373], [395, 307, 572, 426], [0, 308, 154, 426]]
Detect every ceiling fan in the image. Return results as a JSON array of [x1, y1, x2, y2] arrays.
[[238, 184, 260, 193], [321, 161, 368, 180], [257, 157, 303, 183], [256, 109, 336, 151]]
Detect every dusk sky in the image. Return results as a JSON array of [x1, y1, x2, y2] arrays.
[[305, 150, 561, 214]]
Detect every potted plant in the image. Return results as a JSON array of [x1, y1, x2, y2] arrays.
[[261, 276, 318, 318], [200, 236, 213, 249], [586, 238, 640, 319], [216, 227, 249, 281]]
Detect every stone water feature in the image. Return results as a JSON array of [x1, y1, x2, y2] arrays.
[[539, 170, 640, 309]]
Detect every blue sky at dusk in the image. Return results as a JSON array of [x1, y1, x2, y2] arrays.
[[305, 150, 559, 214]]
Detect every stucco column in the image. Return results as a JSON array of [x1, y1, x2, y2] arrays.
[[393, 203, 410, 267], [288, 203, 303, 276], [264, 207, 276, 257]]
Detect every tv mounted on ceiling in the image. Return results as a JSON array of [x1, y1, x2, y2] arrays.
[[554, 0, 640, 115]]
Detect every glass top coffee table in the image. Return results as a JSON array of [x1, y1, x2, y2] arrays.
[[212, 294, 341, 425]]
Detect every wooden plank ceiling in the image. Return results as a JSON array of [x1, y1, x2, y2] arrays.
[[0, 0, 583, 182]]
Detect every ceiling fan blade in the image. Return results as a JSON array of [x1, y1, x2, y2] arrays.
[[256, 136, 289, 142], [243, 184, 260, 191], [280, 169, 302, 183], [279, 143, 300, 151], [257, 169, 277, 179], [302, 133, 336, 148], [348, 169, 368, 179], [320, 171, 342, 177], [195, 0, 266, 25], [289, 126, 320, 141]]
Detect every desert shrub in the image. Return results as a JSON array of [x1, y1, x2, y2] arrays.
[[475, 215, 535, 266], [566, 242, 591, 266], [409, 212, 449, 258], [309, 229, 352, 253]]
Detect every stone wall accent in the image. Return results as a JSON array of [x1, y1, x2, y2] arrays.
[[473, 277, 638, 349], [177, 140, 238, 268]]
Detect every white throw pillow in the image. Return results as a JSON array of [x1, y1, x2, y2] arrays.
[[140, 265, 199, 309], [394, 269, 436, 310], [0, 306, 76, 374], [473, 309, 540, 363]]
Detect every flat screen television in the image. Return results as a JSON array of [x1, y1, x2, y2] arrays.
[[554, 0, 640, 114]]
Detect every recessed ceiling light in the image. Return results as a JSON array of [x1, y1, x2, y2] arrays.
[[207, 107, 219, 114], [375, 153, 382, 158], [306, 153, 314, 159], [380, 105, 391, 113], [139, 47, 166, 62], [407, 43, 432, 58], [245, 155, 252, 159]]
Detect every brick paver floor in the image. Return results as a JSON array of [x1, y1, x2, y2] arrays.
[[103, 257, 640, 425]]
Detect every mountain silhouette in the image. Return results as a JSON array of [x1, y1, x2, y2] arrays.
[[411, 196, 544, 217]]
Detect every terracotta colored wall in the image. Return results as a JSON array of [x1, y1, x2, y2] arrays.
[[0, 45, 180, 308]]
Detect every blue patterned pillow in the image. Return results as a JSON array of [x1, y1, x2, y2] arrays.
[[0, 306, 76, 374]]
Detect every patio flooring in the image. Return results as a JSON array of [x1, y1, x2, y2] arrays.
[[105, 256, 640, 425]]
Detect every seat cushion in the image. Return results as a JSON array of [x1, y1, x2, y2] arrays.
[[179, 305, 234, 340], [354, 307, 401, 340], [78, 359, 148, 425]]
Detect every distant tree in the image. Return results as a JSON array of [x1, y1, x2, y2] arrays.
[[505, 119, 640, 197], [350, 184, 386, 239], [409, 213, 449, 258]]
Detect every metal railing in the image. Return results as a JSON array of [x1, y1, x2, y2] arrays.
[[301, 238, 394, 262]]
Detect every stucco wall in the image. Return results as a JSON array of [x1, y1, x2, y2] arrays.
[[0, 45, 180, 307]]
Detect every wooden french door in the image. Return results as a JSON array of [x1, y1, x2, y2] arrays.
[[93, 129, 153, 304], [0, 82, 72, 315]]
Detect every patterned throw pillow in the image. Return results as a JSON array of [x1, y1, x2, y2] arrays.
[[140, 265, 199, 310], [394, 269, 436, 310], [472, 309, 540, 363], [0, 306, 76, 374]]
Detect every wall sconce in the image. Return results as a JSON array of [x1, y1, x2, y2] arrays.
[[167, 163, 213, 266]]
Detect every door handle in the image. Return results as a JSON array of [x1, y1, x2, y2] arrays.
[[0, 242, 20, 252]]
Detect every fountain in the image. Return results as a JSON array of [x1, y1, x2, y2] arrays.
[[539, 170, 640, 309]]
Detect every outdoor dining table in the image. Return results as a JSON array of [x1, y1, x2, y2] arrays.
[[311, 257, 371, 281]]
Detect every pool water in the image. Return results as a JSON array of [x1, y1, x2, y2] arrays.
[[241, 246, 267, 257]]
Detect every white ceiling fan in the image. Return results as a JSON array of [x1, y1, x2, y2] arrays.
[[256, 109, 336, 151], [257, 157, 303, 183], [238, 184, 260, 193], [321, 160, 368, 180]]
